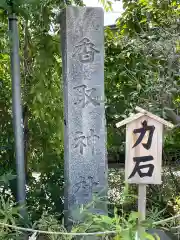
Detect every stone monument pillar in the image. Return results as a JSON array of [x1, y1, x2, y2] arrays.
[[60, 6, 108, 225]]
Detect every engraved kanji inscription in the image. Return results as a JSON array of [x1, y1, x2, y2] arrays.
[[87, 129, 100, 155], [83, 63, 102, 80], [70, 176, 99, 205], [70, 63, 101, 81], [72, 37, 100, 63], [72, 176, 99, 196], [74, 85, 100, 108], [74, 131, 86, 155], [91, 18, 101, 31], [129, 120, 156, 180], [133, 120, 155, 150], [128, 155, 154, 179], [74, 129, 99, 155]]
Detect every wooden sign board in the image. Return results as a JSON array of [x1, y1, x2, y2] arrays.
[[125, 115, 163, 184], [116, 107, 174, 238], [116, 106, 174, 185]]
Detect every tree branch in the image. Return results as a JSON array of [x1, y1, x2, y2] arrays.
[[164, 108, 180, 125]]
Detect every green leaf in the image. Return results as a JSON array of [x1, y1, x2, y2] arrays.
[[128, 211, 139, 222], [142, 232, 160, 240]]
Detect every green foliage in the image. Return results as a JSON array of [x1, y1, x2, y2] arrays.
[[105, 0, 180, 153], [108, 168, 180, 236], [35, 213, 68, 240], [0, 0, 68, 220], [0, 177, 161, 240], [27, 168, 64, 221], [99, 0, 113, 11], [71, 209, 139, 239], [0, 174, 23, 239], [0, 173, 171, 240]]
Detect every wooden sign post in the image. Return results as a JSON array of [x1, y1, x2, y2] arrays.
[[116, 106, 174, 239]]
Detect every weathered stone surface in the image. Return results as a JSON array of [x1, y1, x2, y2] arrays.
[[60, 6, 108, 224]]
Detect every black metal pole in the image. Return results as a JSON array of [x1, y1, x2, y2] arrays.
[[9, 13, 26, 215]]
